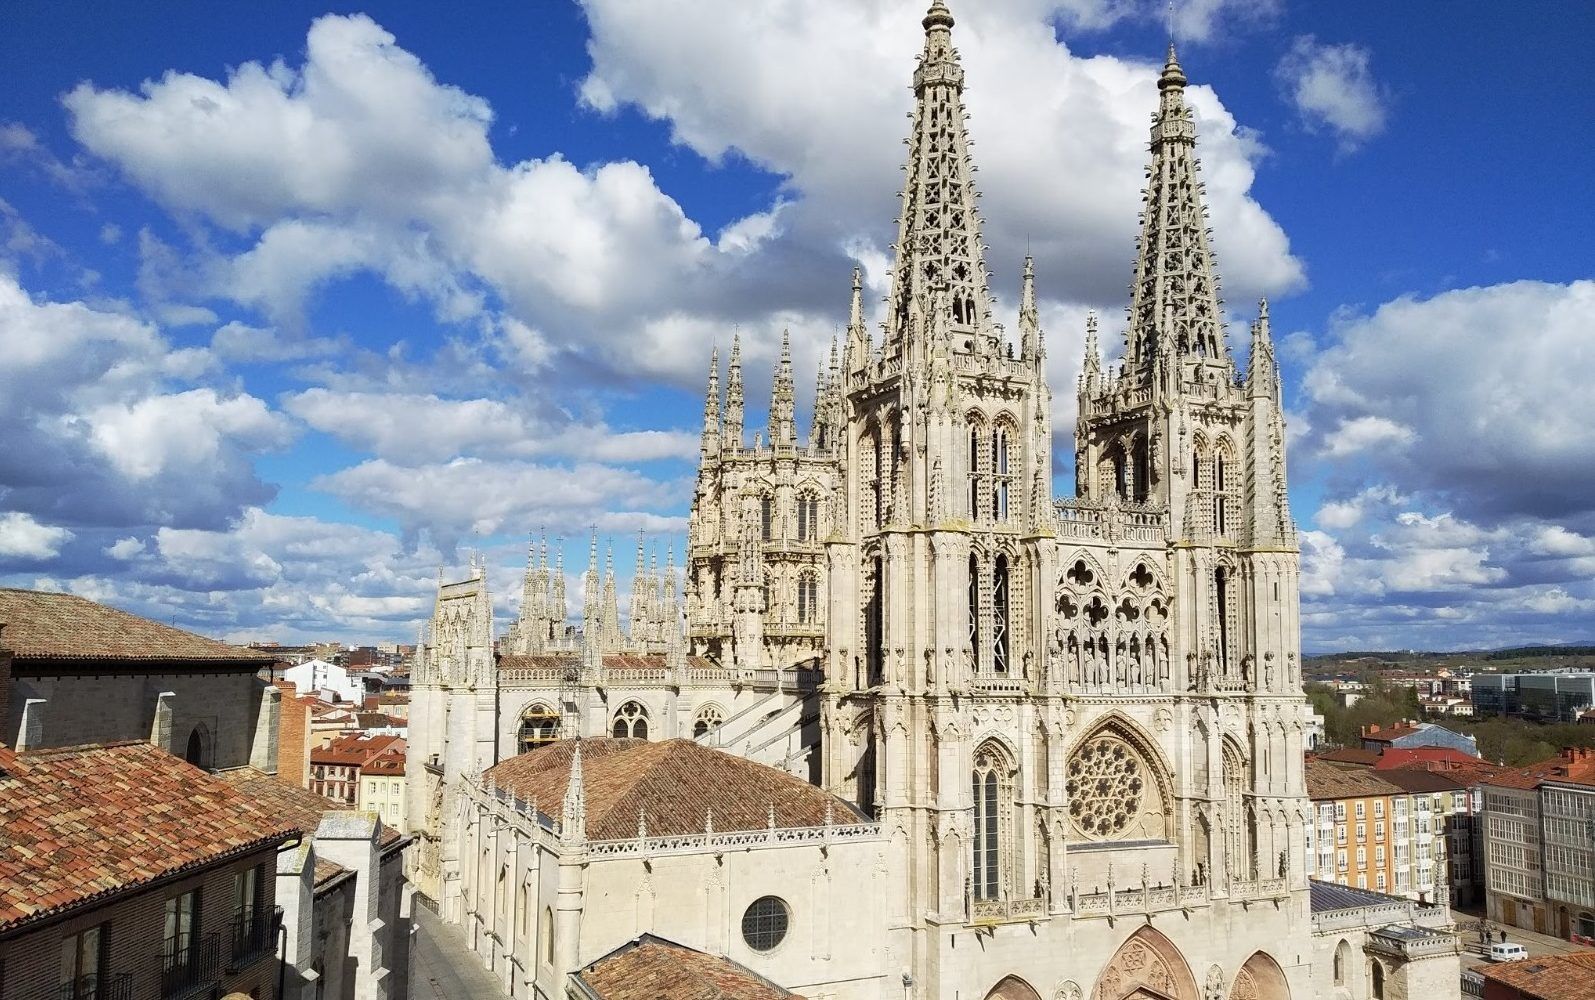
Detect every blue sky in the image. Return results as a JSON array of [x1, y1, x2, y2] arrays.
[[1, 0, 1592, 652]]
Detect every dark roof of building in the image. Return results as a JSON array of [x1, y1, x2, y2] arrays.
[[1308, 879, 1410, 914], [1480, 952, 1595, 999], [1376, 768, 1468, 794], [485, 738, 864, 840], [1305, 759, 1402, 800], [0, 588, 276, 666], [1314, 748, 1382, 768], [0, 743, 297, 931], [572, 935, 803, 1000]]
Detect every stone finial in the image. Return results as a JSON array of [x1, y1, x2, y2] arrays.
[[561, 742, 586, 843]]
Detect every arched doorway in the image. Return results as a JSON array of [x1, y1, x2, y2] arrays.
[[184, 723, 211, 769], [1231, 952, 1290, 1000], [1091, 926, 1199, 1000], [985, 975, 1043, 1000]]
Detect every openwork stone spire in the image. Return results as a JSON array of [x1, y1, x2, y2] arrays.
[[1125, 44, 1227, 374], [770, 329, 796, 446], [700, 346, 721, 456], [724, 333, 744, 451], [886, 0, 994, 353]]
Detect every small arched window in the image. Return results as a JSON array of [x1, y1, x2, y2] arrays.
[[693, 704, 725, 739], [184, 723, 210, 770], [518, 882, 529, 939], [611, 701, 649, 739], [542, 906, 555, 966], [517, 704, 560, 754], [1132, 435, 1150, 502], [1371, 959, 1385, 1000], [1333, 939, 1350, 985]]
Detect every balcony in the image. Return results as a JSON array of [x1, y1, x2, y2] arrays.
[[229, 907, 281, 969], [161, 932, 221, 999], [59, 974, 134, 1000], [970, 894, 1047, 924]]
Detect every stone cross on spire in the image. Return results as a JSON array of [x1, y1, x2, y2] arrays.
[[885, 0, 995, 355], [1124, 43, 1227, 376]]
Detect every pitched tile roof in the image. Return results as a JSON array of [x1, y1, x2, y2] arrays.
[[216, 767, 403, 850], [1481, 750, 1595, 791], [1314, 748, 1382, 768], [361, 752, 405, 776], [0, 742, 297, 931], [485, 738, 865, 840], [0, 588, 276, 666], [573, 935, 803, 1000], [1373, 747, 1480, 770], [1376, 768, 1468, 794], [1480, 952, 1595, 1000], [310, 733, 403, 767], [1305, 759, 1402, 800]]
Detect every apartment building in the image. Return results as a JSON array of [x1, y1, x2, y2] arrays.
[[1482, 748, 1595, 939], [1473, 671, 1595, 723], [358, 749, 407, 833], [1381, 768, 1478, 906], [309, 732, 402, 805], [1306, 760, 1450, 903]]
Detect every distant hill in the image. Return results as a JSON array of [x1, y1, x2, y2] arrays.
[[1305, 644, 1595, 669]]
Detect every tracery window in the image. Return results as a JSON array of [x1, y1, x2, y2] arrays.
[[796, 493, 819, 541], [967, 553, 980, 668], [796, 572, 819, 625], [991, 425, 1011, 521], [611, 701, 649, 739], [1066, 734, 1146, 837], [966, 421, 983, 519], [518, 704, 560, 754], [971, 741, 1015, 900], [867, 557, 885, 685], [692, 704, 724, 738], [760, 494, 774, 542], [992, 554, 1010, 674], [1132, 434, 1150, 502]]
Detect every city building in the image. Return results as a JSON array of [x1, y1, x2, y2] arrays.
[[280, 657, 366, 705], [1472, 671, 1595, 723], [310, 733, 403, 805], [1305, 762, 1404, 896], [1306, 881, 1459, 1000], [1481, 748, 1595, 939], [405, 5, 1460, 999], [0, 741, 295, 1000], [358, 749, 407, 833], [1359, 722, 1478, 758], [1379, 768, 1481, 908], [220, 769, 413, 1000], [0, 587, 281, 771]]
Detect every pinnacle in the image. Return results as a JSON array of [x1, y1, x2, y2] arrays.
[[1160, 42, 1187, 90], [923, 0, 954, 32]]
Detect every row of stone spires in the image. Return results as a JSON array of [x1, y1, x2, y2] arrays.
[[506, 530, 683, 657], [699, 311, 850, 460]]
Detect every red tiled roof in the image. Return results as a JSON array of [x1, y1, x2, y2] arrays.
[[1360, 722, 1426, 744], [1482, 749, 1595, 791], [574, 935, 803, 1000], [0, 588, 276, 665], [1373, 747, 1479, 770], [311, 733, 403, 767], [1480, 952, 1595, 999], [485, 739, 863, 840], [217, 767, 403, 849], [0, 743, 297, 931], [361, 752, 405, 776]]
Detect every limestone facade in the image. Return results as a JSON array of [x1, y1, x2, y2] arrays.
[[405, 4, 1461, 999]]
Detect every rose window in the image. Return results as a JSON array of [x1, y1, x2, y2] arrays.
[[1066, 736, 1146, 837]]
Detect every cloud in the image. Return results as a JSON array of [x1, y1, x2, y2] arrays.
[[1274, 36, 1388, 152], [83, 388, 295, 481], [0, 512, 74, 561], [1322, 415, 1414, 457]]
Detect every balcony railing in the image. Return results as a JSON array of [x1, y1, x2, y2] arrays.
[[59, 974, 134, 1000], [229, 907, 281, 968], [161, 932, 221, 999]]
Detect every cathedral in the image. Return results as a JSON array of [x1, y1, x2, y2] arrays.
[[404, 5, 1461, 999]]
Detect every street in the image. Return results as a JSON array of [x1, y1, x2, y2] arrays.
[[411, 903, 512, 1000], [1450, 907, 1595, 975]]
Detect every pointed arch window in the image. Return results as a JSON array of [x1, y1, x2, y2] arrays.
[[992, 554, 1010, 674], [1215, 566, 1232, 678], [517, 704, 560, 754], [867, 557, 885, 685], [797, 573, 819, 625], [967, 553, 980, 669], [1132, 435, 1150, 502], [966, 421, 983, 519], [1215, 453, 1228, 535], [611, 701, 649, 739], [797, 493, 819, 541], [992, 425, 1011, 521], [971, 741, 1015, 901], [760, 495, 774, 542], [692, 704, 725, 739]]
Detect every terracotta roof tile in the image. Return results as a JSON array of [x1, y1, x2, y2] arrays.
[[485, 739, 864, 840], [0, 588, 276, 665], [574, 935, 802, 1000], [217, 768, 402, 849], [1314, 748, 1381, 768], [1305, 759, 1402, 800], [1480, 952, 1595, 999], [310, 733, 403, 767], [0, 743, 297, 931]]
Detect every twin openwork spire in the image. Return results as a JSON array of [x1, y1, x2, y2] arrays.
[[1123, 43, 1228, 375], [886, 0, 996, 354]]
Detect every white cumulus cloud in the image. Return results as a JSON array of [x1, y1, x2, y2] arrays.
[[1274, 36, 1388, 152]]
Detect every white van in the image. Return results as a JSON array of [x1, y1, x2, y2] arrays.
[[1487, 942, 1529, 962]]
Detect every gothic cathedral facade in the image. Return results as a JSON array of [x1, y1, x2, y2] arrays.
[[410, 3, 1322, 996]]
